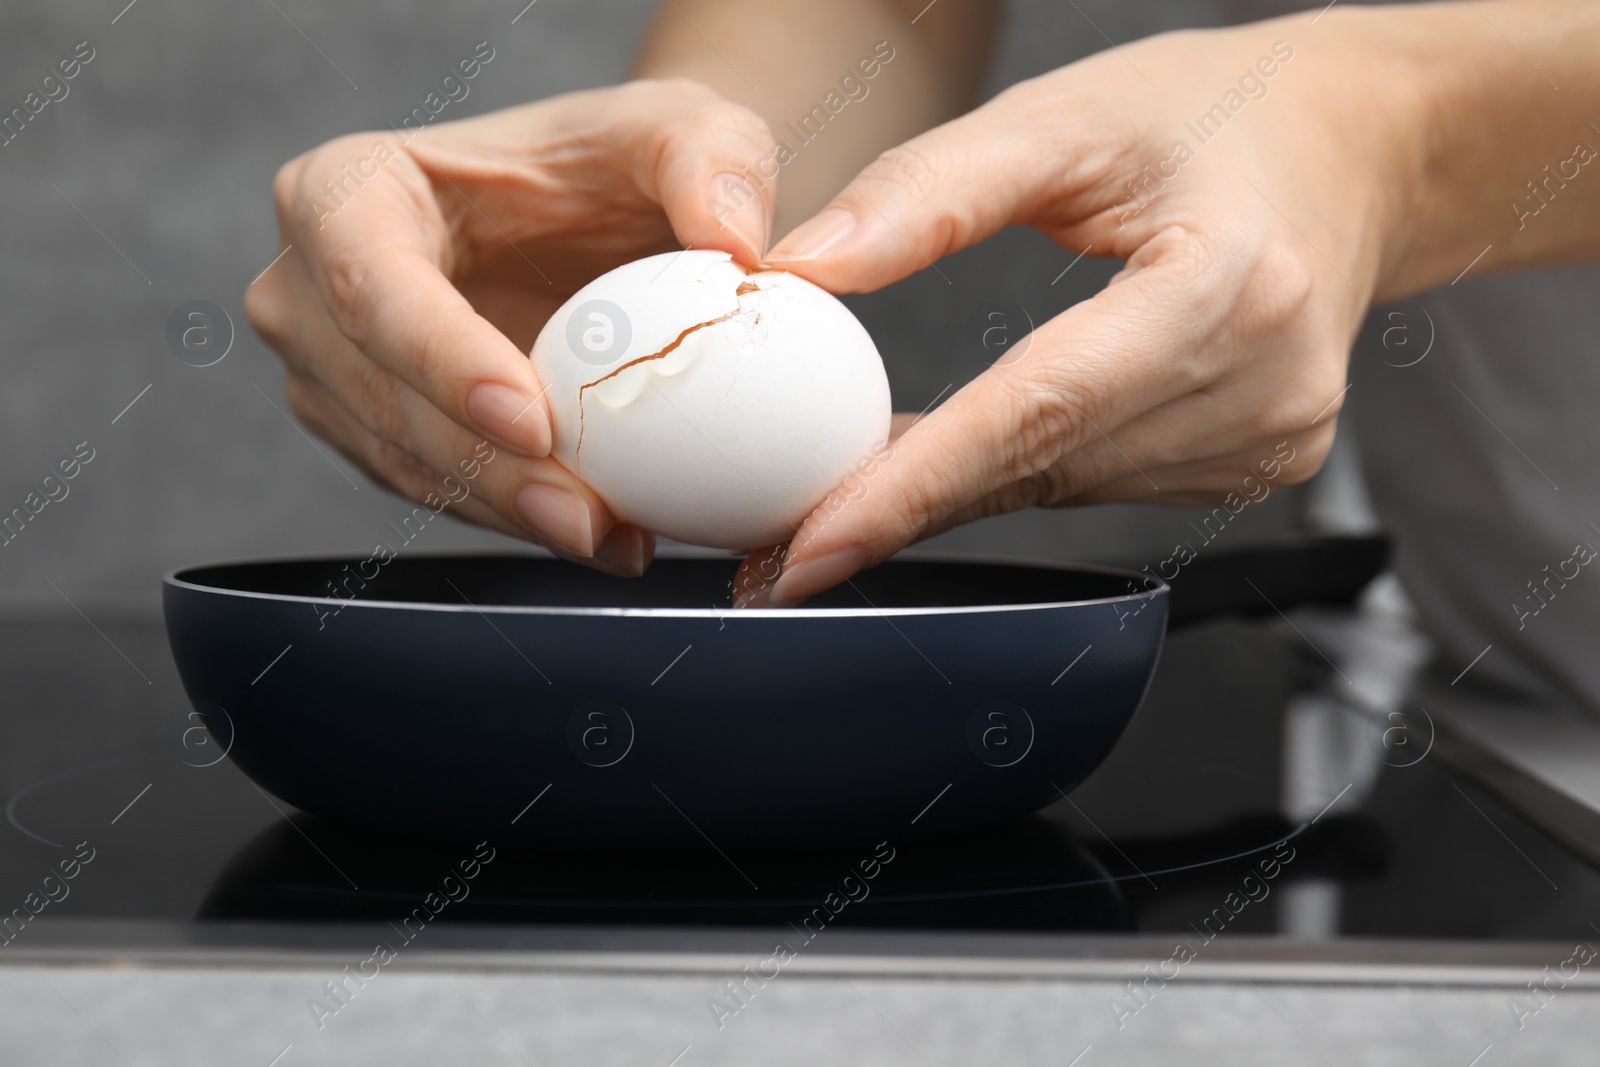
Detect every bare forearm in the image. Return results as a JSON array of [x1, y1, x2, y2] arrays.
[[632, 0, 1001, 235], [1379, 0, 1600, 296]]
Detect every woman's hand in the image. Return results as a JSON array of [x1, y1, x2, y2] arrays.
[[246, 79, 776, 574], [737, 8, 1451, 606]]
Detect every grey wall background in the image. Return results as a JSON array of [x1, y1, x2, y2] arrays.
[[0, 0, 1311, 621]]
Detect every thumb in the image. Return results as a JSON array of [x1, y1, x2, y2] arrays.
[[409, 80, 780, 265], [634, 82, 779, 266], [764, 90, 1073, 291], [759, 231, 1212, 606]]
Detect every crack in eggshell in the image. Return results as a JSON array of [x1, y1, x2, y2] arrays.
[[536, 251, 890, 548], [712, 281, 777, 419], [575, 306, 752, 468], [572, 272, 781, 469]]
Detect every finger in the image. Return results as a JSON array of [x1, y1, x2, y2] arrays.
[[764, 83, 1089, 291], [285, 370, 516, 537], [286, 373, 653, 577], [730, 544, 786, 609], [765, 228, 1230, 605], [731, 411, 960, 594], [888, 412, 919, 441], [1011, 360, 1344, 505], [893, 434, 1323, 569], [277, 137, 556, 461], [268, 255, 625, 559], [733, 414, 922, 606], [1065, 425, 1332, 507], [620, 80, 779, 265], [406, 80, 779, 265], [911, 385, 1338, 538]]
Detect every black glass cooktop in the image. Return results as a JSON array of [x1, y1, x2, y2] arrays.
[[2, 618, 1596, 947]]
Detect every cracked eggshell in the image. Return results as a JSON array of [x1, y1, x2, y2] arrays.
[[528, 250, 892, 549]]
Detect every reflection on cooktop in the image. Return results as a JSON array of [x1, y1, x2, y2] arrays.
[[198, 814, 1135, 931], [4, 748, 1385, 936], [5, 620, 1600, 946], [189, 808, 1400, 937]]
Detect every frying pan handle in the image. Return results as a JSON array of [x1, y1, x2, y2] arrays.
[[1139, 535, 1391, 630]]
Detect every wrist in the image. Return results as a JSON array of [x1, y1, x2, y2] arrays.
[[1361, 1, 1600, 298]]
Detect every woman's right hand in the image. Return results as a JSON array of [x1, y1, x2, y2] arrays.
[[245, 78, 777, 574]]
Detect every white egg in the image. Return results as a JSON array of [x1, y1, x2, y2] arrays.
[[528, 250, 892, 549]]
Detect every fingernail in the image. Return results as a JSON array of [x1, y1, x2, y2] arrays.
[[515, 482, 597, 557], [768, 208, 857, 262], [468, 382, 551, 457], [592, 524, 650, 577], [731, 545, 788, 608], [768, 547, 871, 607], [709, 172, 767, 262], [733, 572, 774, 609]]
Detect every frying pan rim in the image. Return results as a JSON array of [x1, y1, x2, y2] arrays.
[[162, 549, 1169, 620]]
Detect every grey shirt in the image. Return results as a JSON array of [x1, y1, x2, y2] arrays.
[[1354, 269, 1600, 716]]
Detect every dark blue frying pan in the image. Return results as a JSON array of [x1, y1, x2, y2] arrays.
[[162, 540, 1383, 852]]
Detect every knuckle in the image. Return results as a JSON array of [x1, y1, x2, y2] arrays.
[[243, 272, 287, 346], [1276, 464, 1316, 488], [1036, 449, 1121, 504], [319, 246, 377, 347], [270, 157, 306, 219], [1037, 463, 1093, 503], [699, 100, 775, 156], [283, 374, 321, 428], [370, 438, 430, 494], [873, 142, 941, 200], [857, 142, 966, 255], [1250, 366, 1346, 440], [405, 314, 458, 403], [881, 474, 941, 546], [275, 134, 385, 231], [1242, 238, 1316, 327], [350, 359, 410, 443], [1000, 373, 1089, 483], [986, 475, 1051, 514], [646, 76, 721, 105], [1276, 429, 1333, 487]]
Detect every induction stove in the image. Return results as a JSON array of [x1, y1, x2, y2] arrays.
[[3, 616, 1595, 964]]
